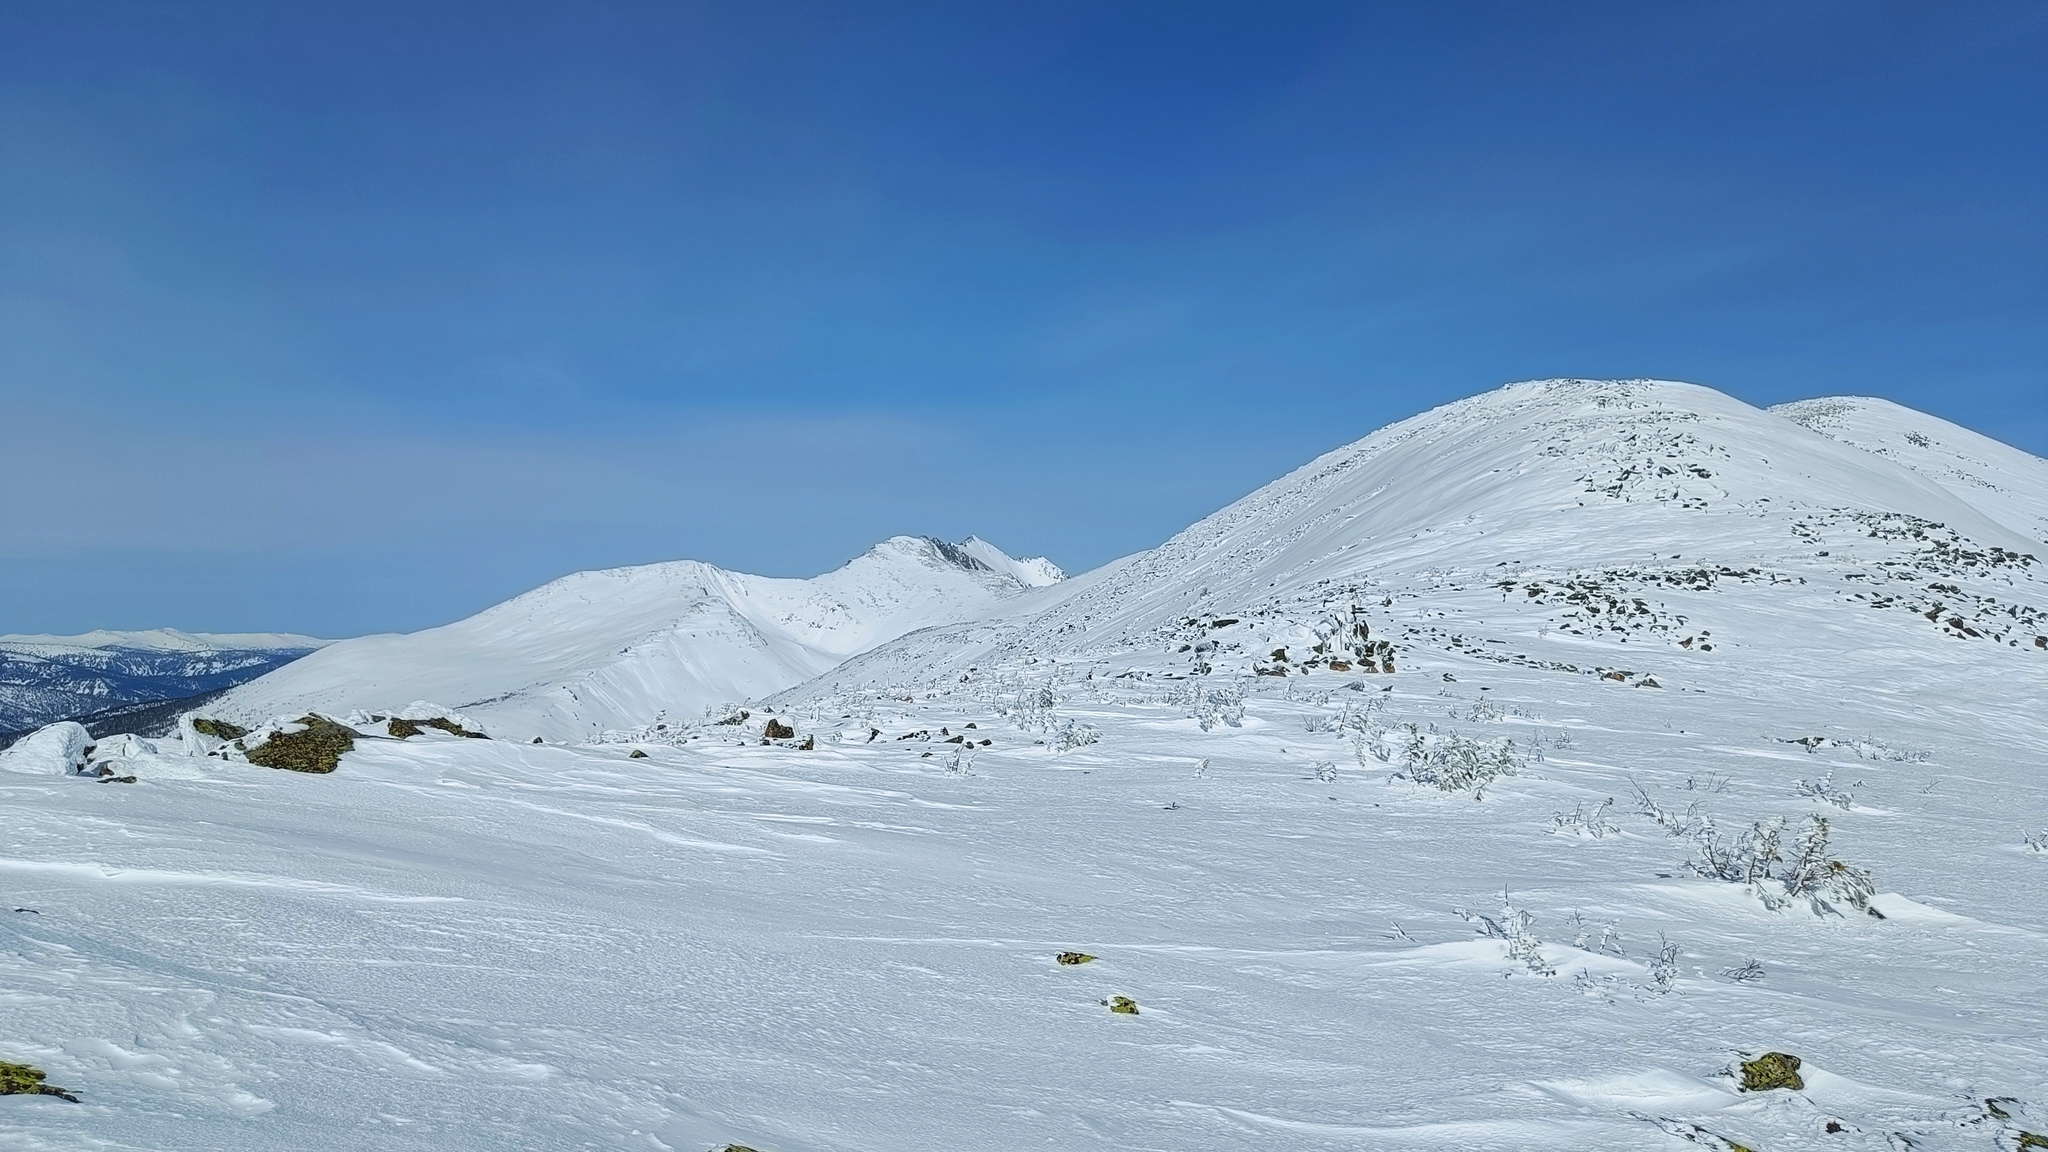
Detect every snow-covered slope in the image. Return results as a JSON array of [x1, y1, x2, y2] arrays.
[[959, 535, 1065, 587], [801, 378, 2045, 696], [210, 536, 1057, 741], [3, 381, 2043, 1152], [1774, 394, 2048, 547], [0, 630, 325, 738]]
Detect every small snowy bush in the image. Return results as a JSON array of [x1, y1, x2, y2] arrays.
[[1687, 814, 1876, 916], [1720, 958, 1765, 983], [1054, 720, 1098, 751], [995, 678, 1062, 733], [1646, 935, 1682, 994], [1567, 911, 1623, 956], [2024, 830, 2047, 854], [1457, 891, 1555, 976], [1361, 722, 1520, 796], [1192, 682, 1245, 732], [1793, 770, 1858, 810]]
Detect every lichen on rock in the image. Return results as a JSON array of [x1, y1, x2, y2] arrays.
[[0, 1060, 78, 1103], [246, 716, 358, 774], [1738, 1051, 1804, 1092]]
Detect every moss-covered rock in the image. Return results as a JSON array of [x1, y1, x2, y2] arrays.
[[0, 1060, 78, 1102], [246, 716, 357, 774], [1055, 952, 1096, 965], [191, 717, 248, 740], [763, 718, 795, 740], [629, 749, 648, 759], [1107, 995, 1139, 1015], [1738, 1051, 1804, 1092], [387, 716, 486, 740]]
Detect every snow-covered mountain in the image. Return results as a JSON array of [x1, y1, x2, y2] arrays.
[[0, 629, 325, 740], [800, 378, 2044, 696], [210, 535, 1062, 740], [1774, 394, 2048, 547], [2, 380, 2043, 1152]]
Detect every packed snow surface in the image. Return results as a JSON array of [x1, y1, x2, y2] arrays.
[[2, 380, 2044, 1152]]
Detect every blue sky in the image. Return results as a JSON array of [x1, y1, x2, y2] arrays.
[[2, 1, 2043, 637]]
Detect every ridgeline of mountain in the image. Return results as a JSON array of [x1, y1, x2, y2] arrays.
[[211, 535, 1063, 740]]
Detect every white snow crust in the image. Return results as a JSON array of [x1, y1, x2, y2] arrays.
[[2, 380, 2043, 1152]]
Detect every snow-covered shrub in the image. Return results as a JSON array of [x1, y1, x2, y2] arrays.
[[1793, 770, 1858, 810], [1054, 720, 1098, 751], [1015, 680, 1061, 733], [1846, 736, 1930, 764], [1567, 911, 1623, 955], [1457, 891, 1555, 976], [2026, 830, 2048, 854], [1549, 798, 1619, 838], [1646, 935, 1682, 994], [1191, 682, 1244, 732], [1687, 814, 1876, 916], [1300, 713, 1335, 734], [1390, 727, 1520, 796], [1720, 958, 1765, 983], [1313, 762, 1339, 783]]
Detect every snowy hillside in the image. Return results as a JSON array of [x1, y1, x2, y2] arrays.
[[209, 536, 1060, 741], [804, 378, 2044, 693], [0, 630, 325, 740], [1774, 395, 2048, 547], [1, 380, 2043, 1152]]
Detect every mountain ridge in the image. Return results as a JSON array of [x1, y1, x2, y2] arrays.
[[211, 534, 1062, 739]]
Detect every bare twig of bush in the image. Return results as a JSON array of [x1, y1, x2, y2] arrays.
[[1550, 798, 1620, 838], [1631, 777, 1709, 837]]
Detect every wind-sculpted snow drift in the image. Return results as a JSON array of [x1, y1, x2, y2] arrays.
[[3, 380, 2045, 1152]]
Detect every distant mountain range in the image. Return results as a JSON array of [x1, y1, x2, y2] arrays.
[[0, 630, 326, 744]]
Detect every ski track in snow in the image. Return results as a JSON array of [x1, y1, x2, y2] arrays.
[[1, 380, 2044, 1151]]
